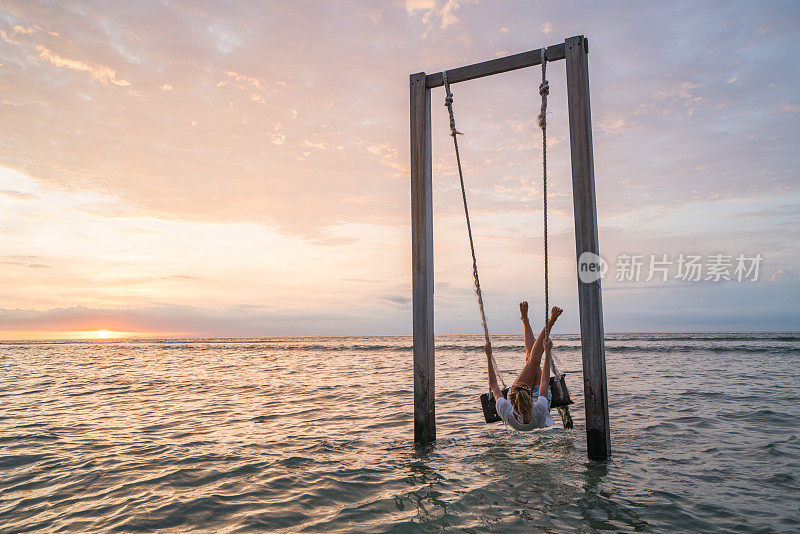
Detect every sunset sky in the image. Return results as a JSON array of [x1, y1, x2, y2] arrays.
[[1, 1, 798, 339]]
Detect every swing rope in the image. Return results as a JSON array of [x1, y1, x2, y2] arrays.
[[443, 48, 573, 428], [443, 49, 567, 399], [537, 48, 566, 381], [539, 48, 550, 342], [442, 71, 505, 390]]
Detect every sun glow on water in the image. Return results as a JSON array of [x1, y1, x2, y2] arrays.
[[0, 329, 181, 341]]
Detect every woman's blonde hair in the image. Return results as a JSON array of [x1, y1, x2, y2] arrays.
[[508, 386, 533, 424]]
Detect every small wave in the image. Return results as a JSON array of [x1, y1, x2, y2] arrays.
[[434, 343, 585, 352], [679, 391, 722, 399], [278, 456, 315, 468], [606, 344, 800, 354], [252, 414, 281, 423], [0, 454, 49, 468], [765, 472, 795, 485], [0, 433, 59, 444], [604, 333, 800, 342]]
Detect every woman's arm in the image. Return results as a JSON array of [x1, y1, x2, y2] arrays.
[[538, 337, 553, 398], [485, 343, 503, 401]]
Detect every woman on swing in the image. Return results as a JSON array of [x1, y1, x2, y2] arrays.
[[485, 302, 563, 430]]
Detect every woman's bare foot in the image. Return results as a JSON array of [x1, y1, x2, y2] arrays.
[[550, 306, 563, 323], [520, 301, 529, 321]]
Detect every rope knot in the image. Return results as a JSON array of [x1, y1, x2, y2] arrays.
[[539, 80, 549, 96], [442, 72, 462, 137]]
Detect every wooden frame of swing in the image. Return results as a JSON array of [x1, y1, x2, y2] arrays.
[[410, 35, 610, 460]]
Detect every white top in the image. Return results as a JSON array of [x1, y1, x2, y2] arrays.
[[496, 388, 554, 431]]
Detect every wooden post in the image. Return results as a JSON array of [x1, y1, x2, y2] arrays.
[[565, 36, 611, 460], [410, 72, 435, 443]]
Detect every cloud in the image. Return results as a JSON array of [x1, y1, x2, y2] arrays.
[[599, 116, 625, 135], [405, 0, 471, 29], [439, 0, 465, 28], [303, 139, 327, 150], [35, 46, 131, 87], [221, 70, 262, 89], [0, 30, 23, 46], [365, 143, 405, 174], [381, 295, 411, 306], [160, 83, 173, 91], [0, 1, 798, 334], [0, 24, 39, 46], [405, 0, 436, 14], [0, 189, 38, 200], [2, 255, 50, 269]]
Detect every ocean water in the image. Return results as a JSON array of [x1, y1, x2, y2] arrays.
[[1, 333, 798, 532]]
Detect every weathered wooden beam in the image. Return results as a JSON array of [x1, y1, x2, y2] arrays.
[[565, 35, 610, 460], [425, 43, 566, 88], [410, 72, 435, 443]]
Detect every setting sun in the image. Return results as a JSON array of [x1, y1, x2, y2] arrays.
[[76, 330, 130, 340]]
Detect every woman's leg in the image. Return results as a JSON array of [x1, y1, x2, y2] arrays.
[[521, 301, 535, 362], [513, 306, 563, 388]]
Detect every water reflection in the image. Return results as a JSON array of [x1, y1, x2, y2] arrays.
[[578, 460, 649, 530], [1, 334, 798, 531]]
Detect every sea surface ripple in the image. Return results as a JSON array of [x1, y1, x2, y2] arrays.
[[1, 333, 799, 532]]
